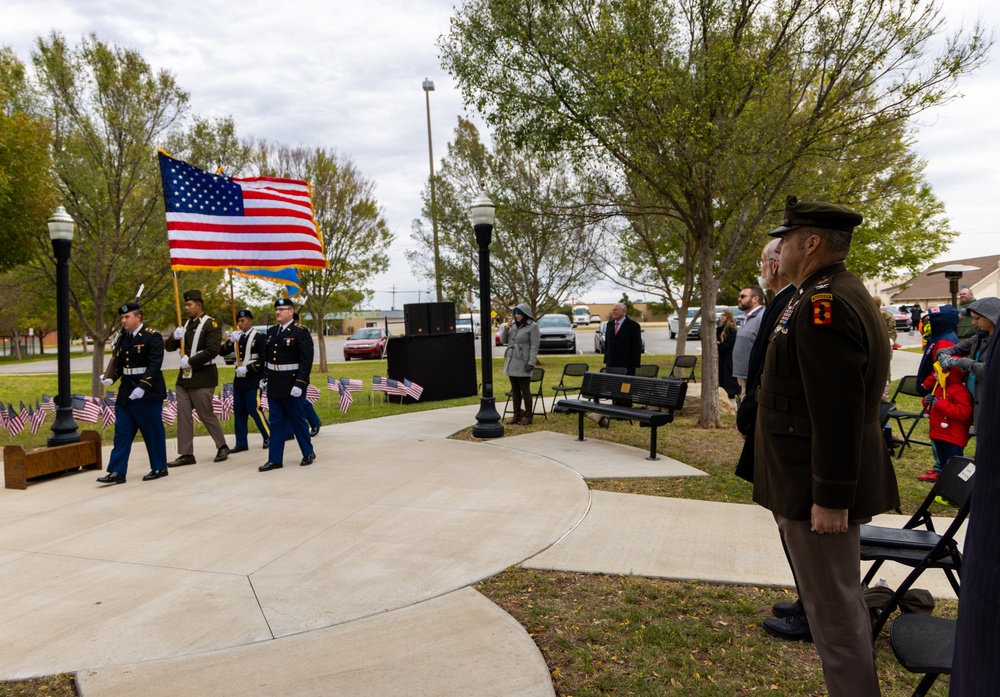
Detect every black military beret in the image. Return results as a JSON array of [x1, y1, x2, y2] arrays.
[[183, 289, 204, 304], [118, 302, 141, 315], [274, 298, 294, 309], [769, 195, 863, 237], [236, 309, 253, 319]]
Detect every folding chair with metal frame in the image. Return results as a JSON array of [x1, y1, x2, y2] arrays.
[[887, 375, 931, 458], [669, 355, 698, 383], [889, 614, 956, 697], [501, 367, 547, 421], [860, 455, 976, 638], [634, 364, 659, 378], [551, 362, 590, 402]]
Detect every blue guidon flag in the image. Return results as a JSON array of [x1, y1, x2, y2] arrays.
[[158, 151, 327, 272]]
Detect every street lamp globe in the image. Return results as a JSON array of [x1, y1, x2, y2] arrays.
[[469, 192, 496, 227], [47, 205, 75, 241]]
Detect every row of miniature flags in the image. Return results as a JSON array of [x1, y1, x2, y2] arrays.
[[1, 376, 425, 436]]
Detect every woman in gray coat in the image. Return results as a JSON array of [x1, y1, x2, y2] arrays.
[[500, 303, 540, 425]]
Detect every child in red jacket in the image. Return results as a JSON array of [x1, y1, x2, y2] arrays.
[[918, 360, 973, 482]]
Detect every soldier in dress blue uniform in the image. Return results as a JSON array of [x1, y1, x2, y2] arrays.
[[97, 302, 168, 484], [219, 309, 270, 452], [259, 298, 316, 471]]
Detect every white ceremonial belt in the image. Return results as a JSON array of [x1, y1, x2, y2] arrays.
[[266, 362, 299, 371], [123, 367, 145, 376]]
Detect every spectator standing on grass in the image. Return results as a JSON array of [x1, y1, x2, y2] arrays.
[[603, 302, 642, 375], [938, 297, 999, 434], [732, 285, 764, 386], [500, 303, 540, 426], [754, 195, 898, 697], [716, 308, 740, 409], [917, 359, 973, 483], [915, 305, 960, 391], [956, 286, 977, 340]]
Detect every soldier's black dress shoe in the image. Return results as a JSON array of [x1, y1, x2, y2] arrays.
[[97, 472, 126, 484], [309, 425, 320, 437], [168, 454, 197, 467], [285, 433, 295, 441], [262, 438, 269, 448], [772, 599, 804, 618], [300, 453, 316, 466], [230, 446, 249, 454], [763, 614, 812, 642], [258, 461, 283, 472], [142, 469, 169, 481], [214, 445, 230, 462]]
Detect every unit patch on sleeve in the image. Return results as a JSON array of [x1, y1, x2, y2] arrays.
[[811, 293, 833, 325]]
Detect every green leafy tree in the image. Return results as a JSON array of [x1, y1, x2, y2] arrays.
[[31, 33, 189, 394], [442, 0, 990, 426], [0, 47, 57, 272]]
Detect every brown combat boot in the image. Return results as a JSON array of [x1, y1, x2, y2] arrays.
[[519, 397, 533, 425], [506, 398, 523, 425]]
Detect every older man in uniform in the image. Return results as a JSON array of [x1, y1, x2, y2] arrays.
[[259, 298, 316, 471], [219, 309, 270, 452], [164, 289, 230, 466], [97, 302, 168, 484], [754, 196, 899, 697]]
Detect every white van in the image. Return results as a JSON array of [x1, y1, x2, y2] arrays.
[[456, 313, 482, 337], [572, 305, 591, 326]]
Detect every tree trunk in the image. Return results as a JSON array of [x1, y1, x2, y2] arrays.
[[697, 239, 722, 429], [11, 332, 22, 361], [81, 334, 89, 355]]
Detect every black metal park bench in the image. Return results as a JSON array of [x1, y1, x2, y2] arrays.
[[555, 372, 687, 460]]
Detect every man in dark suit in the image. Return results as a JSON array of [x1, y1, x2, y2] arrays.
[[97, 302, 168, 484], [219, 308, 270, 452], [259, 298, 316, 471], [754, 196, 899, 697], [603, 303, 642, 375]]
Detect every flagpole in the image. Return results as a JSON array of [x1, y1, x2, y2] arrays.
[[228, 269, 241, 366], [172, 271, 185, 359]]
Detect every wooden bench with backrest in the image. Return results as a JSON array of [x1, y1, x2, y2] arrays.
[[555, 372, 687, 460]]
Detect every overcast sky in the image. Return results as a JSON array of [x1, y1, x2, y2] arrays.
[[4, 0, 998, 308]]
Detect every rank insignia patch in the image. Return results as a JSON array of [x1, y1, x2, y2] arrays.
[[812, 300, 832, 325]]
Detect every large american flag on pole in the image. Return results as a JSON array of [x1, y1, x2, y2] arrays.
[[158, 151, 328, 271]]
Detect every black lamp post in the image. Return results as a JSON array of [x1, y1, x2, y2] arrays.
[[470, 192, 503, 439], [47, 205, 80, 447], [928, 264, 980, 307]]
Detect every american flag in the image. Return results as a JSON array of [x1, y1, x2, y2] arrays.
[[41, 395, 56, 413], [7, 403, 25, 438], [337, 381, 353, 414], [306, 383, 322, 403], [372, 376, 406, 396], [0, 401, 7, 430], [158, 152, 328, 272], [329, 376, 362, 393], [28, 401, 46, 435], [162, 391, 178, 426], [101, 396, 117, 429], [71, 394, 101, 423], [221, 383, 234, 420], [403, 379, 424, 401]]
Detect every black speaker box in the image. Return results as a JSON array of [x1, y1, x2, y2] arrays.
[[404, 302, 456, 335], [385, 333, 477, 402]]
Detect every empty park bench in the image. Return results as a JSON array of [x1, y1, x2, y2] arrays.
[[555, 372, 687, 460]]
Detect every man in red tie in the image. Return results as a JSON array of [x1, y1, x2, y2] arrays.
[[603, 303, 642, 375]]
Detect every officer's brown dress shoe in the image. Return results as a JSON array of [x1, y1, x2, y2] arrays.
[[258, 461, 283, 472], [168, 454, 197, 467], [763, 614, 812, 642], [214, 445, 230, 462], [97, 472, 126, 484], [142, 469, 169, 481]]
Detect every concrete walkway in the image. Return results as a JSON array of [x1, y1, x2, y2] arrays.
[[0, 402, 959, 696]]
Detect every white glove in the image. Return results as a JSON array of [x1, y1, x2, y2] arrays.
[[101, 378, 114, 387], [129, 387, 145, 400], [173, 327, 185, 340], [230, 330, 242, 343], [235, 366, 248, 378], [179, 356, 190, 369], [290, 386, 303, 398]]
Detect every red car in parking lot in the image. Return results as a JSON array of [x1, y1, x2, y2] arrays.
[[343, 328, 390, 360]]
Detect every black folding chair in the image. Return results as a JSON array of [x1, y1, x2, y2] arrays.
[[889, 614, 956, 697], [635, 364, 659, 378], [887, 375, 930, 458], [669, 355, 697, 383], [861, 455, 976, 638], [551, 362, 589, 400], [501, 367, 547, 421]]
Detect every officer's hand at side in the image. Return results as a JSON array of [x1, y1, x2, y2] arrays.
[[173, 327, 185, 340], [100, 378, 114, 387], [129, 387, 145, 400], [179, 356, 190, 369], [810, 504, 848, 534], [290, 386, 303, 398], [230, 330, 241, 342], [235, 366, 248, 378]]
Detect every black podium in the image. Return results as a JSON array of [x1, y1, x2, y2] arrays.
[[385, 332, 477, 403]]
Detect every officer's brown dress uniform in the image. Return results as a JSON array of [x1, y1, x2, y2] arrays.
[[753, 201, 899, 697]]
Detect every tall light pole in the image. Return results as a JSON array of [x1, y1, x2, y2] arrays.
[[423, 78, 443, 302], [929, 264, 980, 307], [470, 192, 503, 438], [47, 205, 80, 446]]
